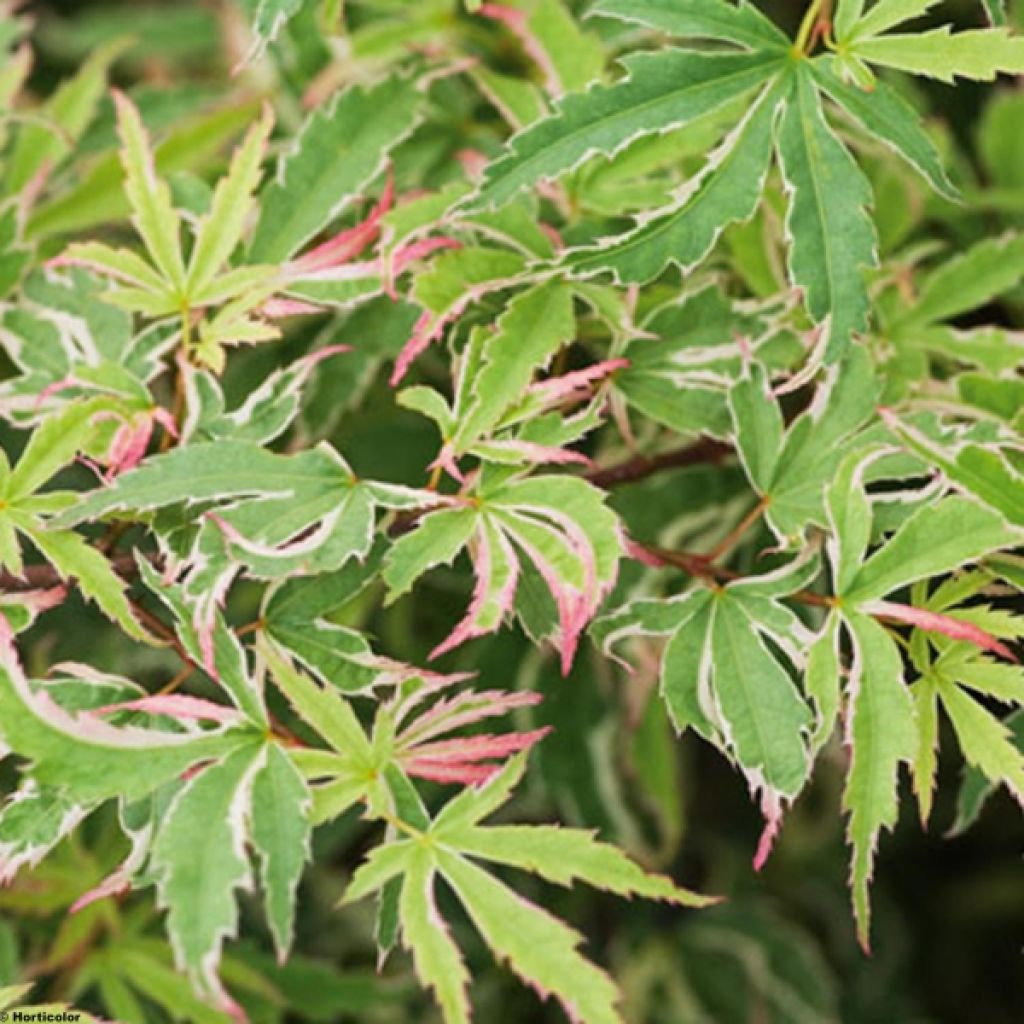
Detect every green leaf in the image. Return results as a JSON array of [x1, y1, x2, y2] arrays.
[[727, 359, 785, 494], [249, 744, 312, 960], [845, 0, 941, 40], [5, 38, 128, 193], [27, 100, 261, 240], [893, 233, 1024, 329], [0, 782, 93, 884], [776, 63, 877, 362], [398, 848, 470, 1024], [6, 400, 104, 501], [152, 741, 263, 1008], [383, 508, 479, 600], [452, 280, 575, 451], [250, 75, 423, 262], [113, 92, 185, 291], [589, 0, 790, 52], [0, 648, 248, 803], [811, 57, 959, 202], [438, 849, 622, 1024], [439, 824, 713, 907], [186, 107, 273, 295], [462, 48, 784, 212], [844, 496, 1018, 603], [841, 612, 916, 949], [25, 527, 150, 644], [883, 417, 1024, 529], [567, 77, 784, 283], [854, 27, 1024, 82]]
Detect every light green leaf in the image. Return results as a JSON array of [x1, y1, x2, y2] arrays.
[[842, 612, 916, 949], [6, 400, 105, 501], [589, 0, 790, 52], [438, 849, 622, 1024], [250, 75, 422, 262], [440, 824, 713, 907], [463, 48, 784, 212], [938, 677, 1024, 805], [776, 63, 877, 362], [855, 27, 1024, 82], [249, 744, 312, 960], [844, 496, 1017, 603], [113, 91, 185, 291], [186, 107, 273, 295], [846, 0, 941, 40], [398, 849, 471, 1024], [452, 280, 575, 451], [5, 39, 128, 193], [567, 77, 784, 282], [26, 527, 150, 644], [153, 742, 263, 1006]]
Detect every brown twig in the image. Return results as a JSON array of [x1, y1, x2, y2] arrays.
[[584, 437, 731, 489]]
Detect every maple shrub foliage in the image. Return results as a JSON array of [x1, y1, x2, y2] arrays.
[[1, 0, 1024, 1021]]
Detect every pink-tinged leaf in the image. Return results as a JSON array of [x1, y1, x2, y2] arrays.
[[752, 787, 785, 872], [4, 586, 68, 615], [539, 223, 564, 251], [474, 440, 593, 468], [505, 527, 589, 676], [478, 3, 561, 95], [390, 310, 451, 386], [288, 169, 394, 275], [403, 759, 503, 785], [528, 359, 629, 406], [153, 407, 180, 440], [869, 600, 1018, 662], [260, 298, 324, 318], [403, 727, 551, 764], [430, 525, 521, 661], [456, 148, 490, 180], [33, 376, 80, 409], [395, 687, 540, 741], [69, 873, 132, 914], [105, 414, 155, 478], [91, 694, 242, 726], [390, 237, 462, 280], [428, 444, 467, 485]]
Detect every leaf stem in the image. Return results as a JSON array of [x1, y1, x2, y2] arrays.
[[705, 496, 769, 563], [794, 0, 826, 55]]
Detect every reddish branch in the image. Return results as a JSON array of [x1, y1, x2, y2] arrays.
[[584, 436, 731, 488]]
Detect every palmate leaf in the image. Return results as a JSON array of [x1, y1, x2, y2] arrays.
[[726, 347, 878, 540], [853, 27, 1024, 82], [594, 554, 820, 863], [249, 75, 423, 263], [776, 63, 877, 362], [810, 57, 959, 202], [343, 755, 710, 1024], [566, 76, 786, 283], [460, 47, 786, 213], [882, 414, 1024, 529], [0, 639, 249, 804], [52, 440, 428, 602], [824, 461, 1020, 945], [384, 475, 622, 673], [589, 0, 791, 52]]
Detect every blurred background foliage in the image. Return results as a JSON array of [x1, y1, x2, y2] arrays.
[[1, 1, 1022, 1021]]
